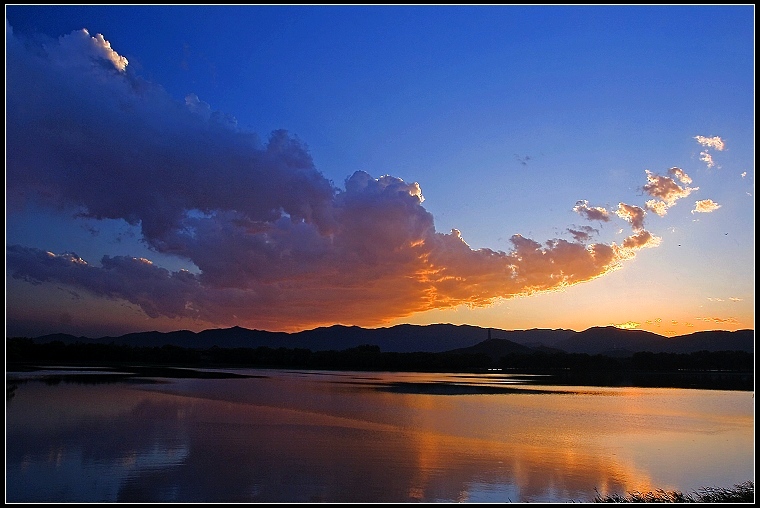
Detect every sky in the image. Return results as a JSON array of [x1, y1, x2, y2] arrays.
[[5, 5, 755, 339]]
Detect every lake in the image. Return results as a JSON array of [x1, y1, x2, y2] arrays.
[[5, 368, 754, 503]]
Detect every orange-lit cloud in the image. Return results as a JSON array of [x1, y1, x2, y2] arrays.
[[573, 200, 610, 222], [729, 297, 743, 302], [668, 167, 692, 184], [642, 169, 698, 216], [8, 221, 643, 331], [644, 200, 669, 217], [691, 199, 721, 214], [621, 230, 660, 250], [615, 203, 646, 231]]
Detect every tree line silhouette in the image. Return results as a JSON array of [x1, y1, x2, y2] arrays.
[[7, 337, 753, 390]]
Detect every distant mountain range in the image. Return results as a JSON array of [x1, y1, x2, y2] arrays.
[[27, 324, 754, 356]]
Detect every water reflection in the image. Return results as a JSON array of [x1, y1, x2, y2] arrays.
[[6, 370, 754, 503]]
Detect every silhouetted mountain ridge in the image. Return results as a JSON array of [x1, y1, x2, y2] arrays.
[[555, 326, 753, 355], [25, 324, 753, 355]]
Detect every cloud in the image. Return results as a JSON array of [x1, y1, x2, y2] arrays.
[[695, 316, 739, 324], [691, 199, 721, 214], [5, 25, 661, 332], [642, 169, 698, 216], [699, 151, 716, 168], [620, 229, 660, 250], [615, 203, 646, 231], [566, 225, 598, 243], [694, 136, 725, 169], [644, 200, 669, 217], [707, 297, 743, 303], [694, 135, 725, 151], [46, 28, 129, 72], [668, 167, 692, 184], [572, 200, 610, 222]]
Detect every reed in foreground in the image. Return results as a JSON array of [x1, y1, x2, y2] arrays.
[[592, 481, 754, 502]]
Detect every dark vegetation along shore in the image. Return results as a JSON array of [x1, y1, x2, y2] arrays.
[[6, 336, 753, 391], [592, 481, 754, 503]]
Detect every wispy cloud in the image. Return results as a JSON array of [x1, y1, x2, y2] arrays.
[[567, 225, 598, 243], [695, 316, 739, 324]]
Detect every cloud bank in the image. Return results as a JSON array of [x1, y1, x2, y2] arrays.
[[4, 26, 683, 331]]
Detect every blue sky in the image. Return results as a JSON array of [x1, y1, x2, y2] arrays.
[[5, 5, 754, 338]]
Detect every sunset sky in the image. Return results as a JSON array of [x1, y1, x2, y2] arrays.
[[5, 5, 755, 339]]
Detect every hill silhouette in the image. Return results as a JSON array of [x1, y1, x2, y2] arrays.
[[447, 338, 535, 361], [26, 324, 753, 355], [554, 326, 754, 355]]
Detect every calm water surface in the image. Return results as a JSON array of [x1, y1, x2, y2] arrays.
[[5, 369, 754, 502]]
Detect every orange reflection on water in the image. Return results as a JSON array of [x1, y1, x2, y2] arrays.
[[6, 370, 753, 503], [395, 413, 656, 502]]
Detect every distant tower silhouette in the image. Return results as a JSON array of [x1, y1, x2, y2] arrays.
[[487, 328, 492, 341]]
